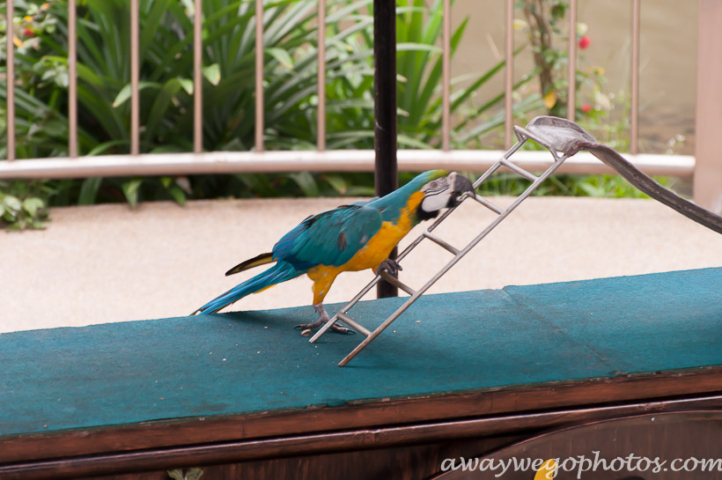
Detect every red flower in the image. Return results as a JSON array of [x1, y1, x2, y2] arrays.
[[581, 104, 592, 113], [23, 28, 34, 37], [578, 36, 590, 50]]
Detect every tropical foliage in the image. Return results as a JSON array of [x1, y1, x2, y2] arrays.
[[0, 179, 49, 230], [0, 0, 670, 231], [0, 0, 538, 220]]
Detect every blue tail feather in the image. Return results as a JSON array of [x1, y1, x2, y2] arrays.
[[194, 262, 302, 315]]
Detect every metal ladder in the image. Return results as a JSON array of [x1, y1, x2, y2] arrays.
[[310, 116, 594, 366]]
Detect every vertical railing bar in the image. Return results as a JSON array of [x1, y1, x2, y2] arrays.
[[317, 0, 326, 151], [6, 0, 15, 161], [130, 0, 140, 155], [630, 0, 640, 155], [68, 0, 77, 157], [504, 0, 514, 149], [193, 0, 203, 153], [255, 0, 264, 152], [567, 0, 577, 121], [693, 0, 722, 210], [441, 0, 451, 151]]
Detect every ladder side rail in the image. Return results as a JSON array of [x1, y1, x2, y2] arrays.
[[338, 153, 568, 366]]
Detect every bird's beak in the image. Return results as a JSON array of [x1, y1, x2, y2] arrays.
[[448, 173, 475, 207]]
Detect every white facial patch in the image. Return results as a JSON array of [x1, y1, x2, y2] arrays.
[[420, 172, 455, 212]]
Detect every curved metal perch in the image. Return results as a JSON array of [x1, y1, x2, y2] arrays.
[[524, 116, 722, 235], [312, 116, 722, 366]]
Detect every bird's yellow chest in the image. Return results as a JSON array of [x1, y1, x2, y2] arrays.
[[309, 192, 423, 279], [343, 191, 423, 272]]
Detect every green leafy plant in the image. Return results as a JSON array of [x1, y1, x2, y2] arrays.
[[1, 0, 534, 208], [2, 0, 347, 205], [0, 0, 669, 217], [515, 0, 617, 135], [0, 180, 50, 230], [168, 468, 203, 480], [323, 0, 539, 150], [518, 0, 574, 116]]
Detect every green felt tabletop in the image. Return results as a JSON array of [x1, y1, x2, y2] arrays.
[[2, 268, 722, 439]]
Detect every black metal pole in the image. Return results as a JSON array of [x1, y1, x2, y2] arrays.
[[374, 0, 398, 299]]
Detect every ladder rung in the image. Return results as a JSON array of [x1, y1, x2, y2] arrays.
[[472, 194, 504, 215], [336, 313, 371, 337], [379, 271, 417, 296], [423, 231, 460, 255], [501, 158, 538, 182]]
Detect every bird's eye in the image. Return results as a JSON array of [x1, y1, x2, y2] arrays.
[[429, 181, 438, 189]]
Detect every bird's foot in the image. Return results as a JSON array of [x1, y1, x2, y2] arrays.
[[328, 323, 355, 334], [293, 320, 355, 334], [294, 318, 325, 331], [376, 258, 403, 277], [293, 304, 355, 334]]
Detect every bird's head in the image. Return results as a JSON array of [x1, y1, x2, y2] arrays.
[[416, 170, 475, 220]]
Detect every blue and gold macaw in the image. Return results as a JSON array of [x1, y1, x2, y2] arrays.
[[193, 170, 474, 332]]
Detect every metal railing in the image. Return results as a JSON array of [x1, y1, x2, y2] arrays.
[[1, 0, 713, 204]]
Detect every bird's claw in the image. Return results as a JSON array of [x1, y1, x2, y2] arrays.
[[329, 323, 355, 334], [294, 320, 355, 335], [376, 259, 403, 277], [294, 321, 321, 330]]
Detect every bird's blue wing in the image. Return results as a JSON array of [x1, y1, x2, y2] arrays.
[[346, 197, 379, 206], [273, 205, 383, 270]]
